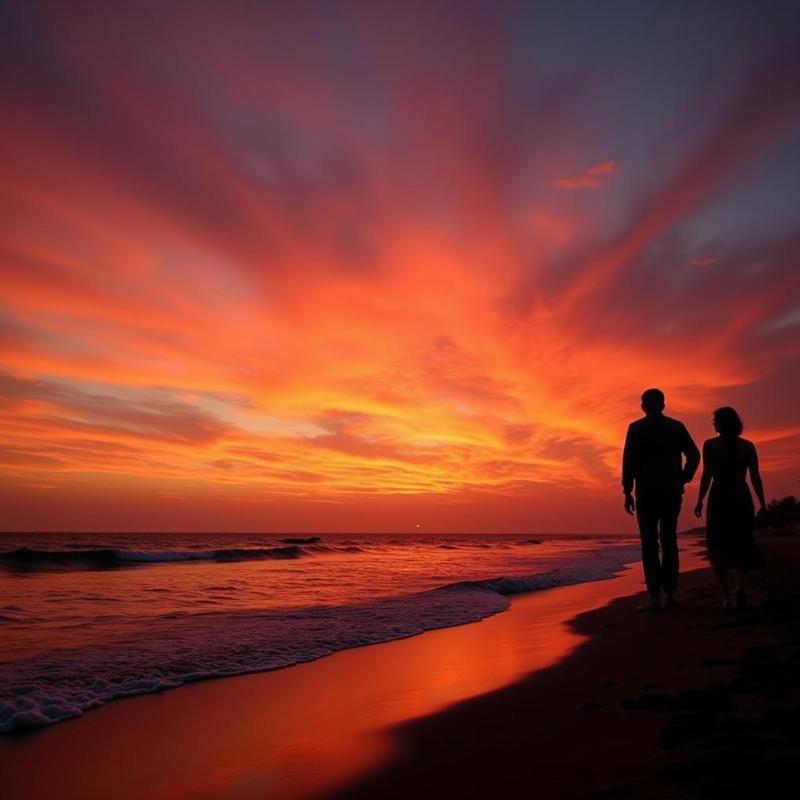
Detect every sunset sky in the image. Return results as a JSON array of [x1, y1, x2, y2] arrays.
[[1, 0, 799, 533]]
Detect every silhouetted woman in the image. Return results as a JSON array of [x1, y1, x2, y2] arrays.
[[694, 407, 766, 609]]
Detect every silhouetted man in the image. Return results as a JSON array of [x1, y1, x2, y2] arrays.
[[622, 388, 700, 611]]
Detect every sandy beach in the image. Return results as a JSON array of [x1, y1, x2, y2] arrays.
[[2, 536, 798, 799]]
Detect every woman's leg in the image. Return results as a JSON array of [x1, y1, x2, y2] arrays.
[[714, 563, 732, 607], [734, 569, 747, 608]]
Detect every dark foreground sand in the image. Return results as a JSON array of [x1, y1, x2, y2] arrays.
[[2, 537, 798, 799], [331, 536, 800, 799]]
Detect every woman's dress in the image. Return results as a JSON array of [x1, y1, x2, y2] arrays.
[[705, 437, 764, 569]]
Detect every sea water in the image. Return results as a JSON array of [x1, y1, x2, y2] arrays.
[[0, 532, 640, 733]]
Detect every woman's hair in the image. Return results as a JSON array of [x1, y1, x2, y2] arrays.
[[714, 406, 744, 438]]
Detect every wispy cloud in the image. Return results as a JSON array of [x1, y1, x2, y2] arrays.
[[553, 161, 618, 190]]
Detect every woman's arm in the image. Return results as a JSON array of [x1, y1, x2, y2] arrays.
[[748, 442, 767, 512], [694, 441, 713, 517]]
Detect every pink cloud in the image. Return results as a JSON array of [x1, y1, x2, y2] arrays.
[[553, 161, 619, 190], [691, 257, 717, 267]]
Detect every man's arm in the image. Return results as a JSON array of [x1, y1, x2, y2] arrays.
[[679, 424, 700, 485], [622, 424, 636, 514]]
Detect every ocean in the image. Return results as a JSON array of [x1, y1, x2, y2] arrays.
[[0, 532, 641, 734]]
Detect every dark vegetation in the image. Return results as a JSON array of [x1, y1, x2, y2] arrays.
[[757, 496, 800, 530]]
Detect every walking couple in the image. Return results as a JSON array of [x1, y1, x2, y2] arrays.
[[622, 388, 766, 612]]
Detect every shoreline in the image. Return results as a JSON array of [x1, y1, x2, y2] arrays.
[[0, 544, 679, 800]]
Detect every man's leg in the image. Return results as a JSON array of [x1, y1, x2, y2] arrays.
[[636, 498, 662, 602], [659, 495, 682, 598]]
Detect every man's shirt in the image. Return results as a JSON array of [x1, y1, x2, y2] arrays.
[[622, 413, 700, 498]]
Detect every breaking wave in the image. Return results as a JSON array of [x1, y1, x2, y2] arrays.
[[0, 544, 345, 571]]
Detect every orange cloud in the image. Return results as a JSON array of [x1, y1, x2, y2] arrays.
[[0, 4, 798, 532]]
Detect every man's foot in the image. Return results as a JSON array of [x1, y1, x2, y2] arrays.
[[664, 595, 678, 609], [635, 597, 661, 612], [721, 595, 733, 611]]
